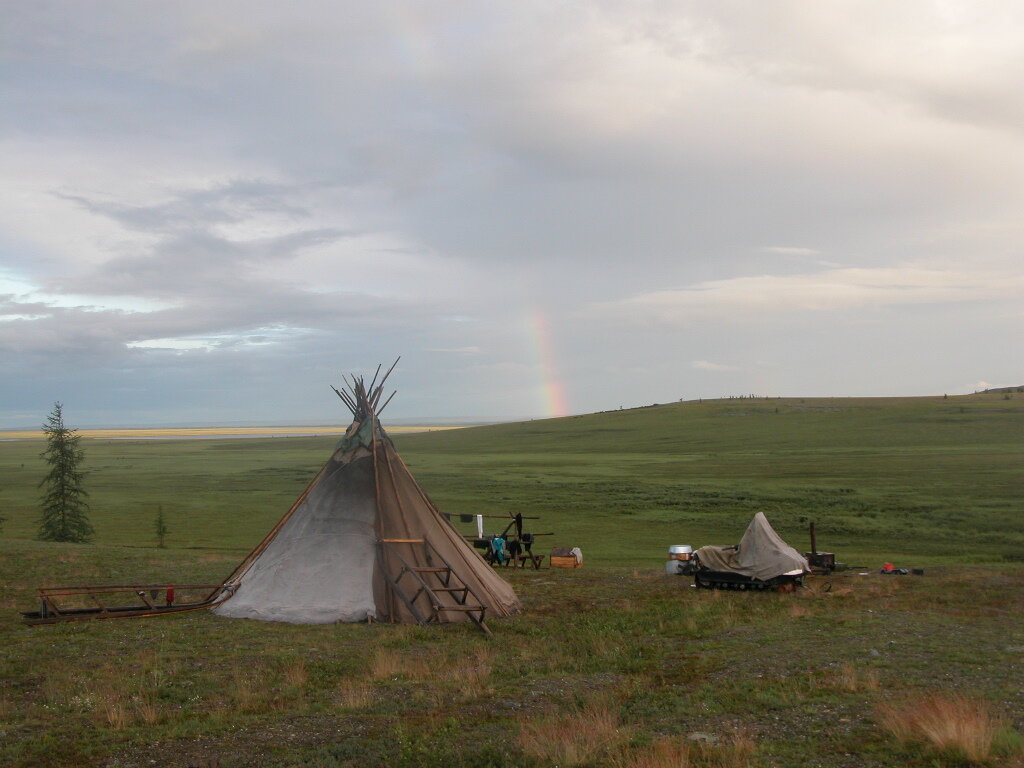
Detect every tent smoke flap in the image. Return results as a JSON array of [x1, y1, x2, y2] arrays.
[[212, 362, 521, 631]]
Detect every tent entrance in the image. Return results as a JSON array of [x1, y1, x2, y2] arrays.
[[377, 537, 491, 634]]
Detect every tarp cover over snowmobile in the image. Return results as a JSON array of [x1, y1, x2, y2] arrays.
[[694, 512, 809, 581]]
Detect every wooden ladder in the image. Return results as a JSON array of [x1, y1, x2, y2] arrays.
[[377, 537, 491, 635]]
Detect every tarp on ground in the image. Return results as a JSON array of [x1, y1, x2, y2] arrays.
[[694, 512, 808, 581]]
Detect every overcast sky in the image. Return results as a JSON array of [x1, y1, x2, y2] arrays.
[[2, 1, 1022, 427]]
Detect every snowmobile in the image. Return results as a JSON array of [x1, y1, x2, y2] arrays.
[[678, 512, 809, 591]]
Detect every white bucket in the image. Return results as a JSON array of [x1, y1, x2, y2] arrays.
[[668, 544, 692, 561]]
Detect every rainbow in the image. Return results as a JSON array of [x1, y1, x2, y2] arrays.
[[528, 309, 569, 418]]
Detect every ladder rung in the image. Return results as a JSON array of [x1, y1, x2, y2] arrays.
[[381, 538, 424, 544], [434, 604, 484, 612], [411, 567, 449, 573], [431, 586, 467, 592]]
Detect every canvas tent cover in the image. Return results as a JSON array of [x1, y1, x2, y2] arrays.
[[694, 512, 808, 581], [212, 368, 521, 626]]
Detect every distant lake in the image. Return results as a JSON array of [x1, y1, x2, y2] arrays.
[[100, 432, 342, 441], [0, 425, 458, 441]]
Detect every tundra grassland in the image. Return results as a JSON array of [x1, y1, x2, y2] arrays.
[[0, 394, 1021, 767]]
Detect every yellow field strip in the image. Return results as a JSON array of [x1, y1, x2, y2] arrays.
[[1, 425, 462, 440]]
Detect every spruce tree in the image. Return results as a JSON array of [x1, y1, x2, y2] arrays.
[[38, 402, 94, 542]]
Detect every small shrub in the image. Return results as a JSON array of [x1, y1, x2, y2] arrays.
[[154, 505, 169, 548]]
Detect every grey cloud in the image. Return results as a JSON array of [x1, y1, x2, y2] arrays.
[[40, 184, 364, 317], [0, 289, 441, 353], [2, 2, 1023, 427], [50, 227, 353, 297], [54, 180, 317, 234]]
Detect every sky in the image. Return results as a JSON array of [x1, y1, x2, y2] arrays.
[[1, 1, 1022, 428]]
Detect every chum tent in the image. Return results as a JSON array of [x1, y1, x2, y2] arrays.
[[212, 363, 521, 632]]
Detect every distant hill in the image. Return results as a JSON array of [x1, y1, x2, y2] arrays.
[[392, 393, 1023, 563], [396, 394, 1024, 457], [977, 385, 1024, 394]]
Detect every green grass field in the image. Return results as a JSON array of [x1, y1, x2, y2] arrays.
[[0, 394, 1022, 767]]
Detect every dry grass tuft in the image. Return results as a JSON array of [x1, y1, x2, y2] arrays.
[[585, 633, 624, 660], [42, 674, 72, 708], [70, 664, 166, 729], [85, 667, 132, 729], [282, 658, 308, 689], [835, 662, 880, 692], [519, 698, 628, 766], [612, 732, 756, 768], [100, 695, 130, 730], [448, 648, 494, 696], [335, 680, 375, 709], [370, 648, 434, 680], [877, 693, 1004, 763], [229, 669, 262, 711], [134, 694, 160, 725], [199, 553, 234, 563], [614, 737, 692, 768], [137, 649, 178, 685], [370, 648, 407, 679], [702, 732, 757, 768], [509, 638, 573, 674]]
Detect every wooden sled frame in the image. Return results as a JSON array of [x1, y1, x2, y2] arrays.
[[21, 583, 234, 626]]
